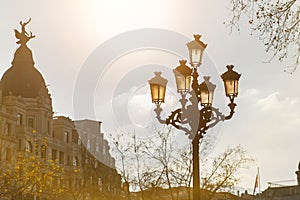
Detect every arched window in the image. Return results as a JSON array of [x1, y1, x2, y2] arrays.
[[87, 139, 91, 150], [41, 144, 47, 159], [25, 140, 32, 152], [96, 143, 99, 152], [73, 156, 79, 166], [98, 177, 103, 191]]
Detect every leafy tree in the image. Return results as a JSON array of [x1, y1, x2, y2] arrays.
[[0, 139, 64, 200], [227, 0, 300, 73]]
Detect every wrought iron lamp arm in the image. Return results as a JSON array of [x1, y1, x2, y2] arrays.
[[205, 97, 237, 130], [224, 97, 236, 120], [154, 104, 166, 124], [153, 105, 191, 134]]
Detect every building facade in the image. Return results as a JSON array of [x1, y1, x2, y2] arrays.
[[0, 20, 120, 199], [241, 162, 300, 200]]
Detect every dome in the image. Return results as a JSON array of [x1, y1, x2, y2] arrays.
[[0, 19, 48, 99], [0, 45, 47, 98]]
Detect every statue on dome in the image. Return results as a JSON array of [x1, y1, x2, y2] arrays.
[[14, 18, 35, 45]]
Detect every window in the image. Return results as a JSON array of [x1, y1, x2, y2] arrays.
[[64, 132, 69, 143], [41, 145, 47, 159], [28, 118, 34, 128], [6, 148, 12, 161], [98, 177, 103, 191], [72, 130, 78, 144], [72, 156, 79, 166], [4, 123, 11, 136], [96, 143, 99, 152], [67, 155, 70, 166], [18, 139, 22, 151], [59, 151, 64, 164], [47, 121, 51, 135], [87, 139, 90, 149], [103, 145, 106, 155], [52, 149, 57, 161], [17, 113, 22, 126], [25, 141, 33, 152]]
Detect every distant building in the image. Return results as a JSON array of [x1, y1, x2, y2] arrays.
[[255, 185, 300, 200], [241, 162, 300, 200], [0, 19, 120, 199], [253, 162, 300, 200]]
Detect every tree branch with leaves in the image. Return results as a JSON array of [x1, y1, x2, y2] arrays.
[[227, 0, 300, 73]]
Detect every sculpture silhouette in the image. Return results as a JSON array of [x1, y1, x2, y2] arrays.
[[14, 18, 35, 45]]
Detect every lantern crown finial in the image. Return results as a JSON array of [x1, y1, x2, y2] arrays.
[[194, 34, 201, 41], [149, 71, 168, 85], [154, 71, 162, 77], [227, 65, 234, 70], [203, 76, 210, 81], [193, 34, 207, 49], [174, 60, 192, 77], [221, 65, 241, 80], [179, 60, 187, 65]]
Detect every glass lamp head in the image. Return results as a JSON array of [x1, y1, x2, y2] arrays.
[[186, 34, 207, 67], [221, 65, 241, 98], [173, 60, 192, 94], [199, 76, 216, 107], [148, 72, 168, 105]]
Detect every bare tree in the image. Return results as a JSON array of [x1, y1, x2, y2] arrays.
[[227, 0, 300, 73], [143, 127, 178, 200], [170, 144, 193, 200], [201, 145, 254, 200], [109, 129, 254, 200], [109, 131, 139, 199]]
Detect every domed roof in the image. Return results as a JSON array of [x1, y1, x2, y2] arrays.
[[0, 19, 47, 98], [0, 51, 47, 98]]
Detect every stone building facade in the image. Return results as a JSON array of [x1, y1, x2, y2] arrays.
[[0, 20, 120, 199]]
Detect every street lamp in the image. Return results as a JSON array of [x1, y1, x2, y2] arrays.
[[148, 34, 241, 200], [148, 71, 168, 105]]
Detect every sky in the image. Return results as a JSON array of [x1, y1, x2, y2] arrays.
[[1, 0, 300, 193]]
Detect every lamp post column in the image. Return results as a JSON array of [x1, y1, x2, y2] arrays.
[[148, 35, 241, 200], [192, 135, 200, 200]]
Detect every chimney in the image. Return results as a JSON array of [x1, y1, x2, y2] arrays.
[[98, 121, 102, 133]]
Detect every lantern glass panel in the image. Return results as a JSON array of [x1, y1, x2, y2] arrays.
[[191, 49, 201, 66], [150, 84, 166, 104], [200, 89, 209, 106], [224, 79, 238, 97], [158, 85, 166, 102], [150, 84, 159, 103], [175, 74, 191, 93]]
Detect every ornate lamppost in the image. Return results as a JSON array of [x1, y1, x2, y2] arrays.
[[148, 35, 241, 200]]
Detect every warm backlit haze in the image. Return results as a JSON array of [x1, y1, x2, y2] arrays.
[[0, 0, 300, 193]]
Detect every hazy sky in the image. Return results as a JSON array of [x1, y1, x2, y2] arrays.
[[1, 0, 300, 193]]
